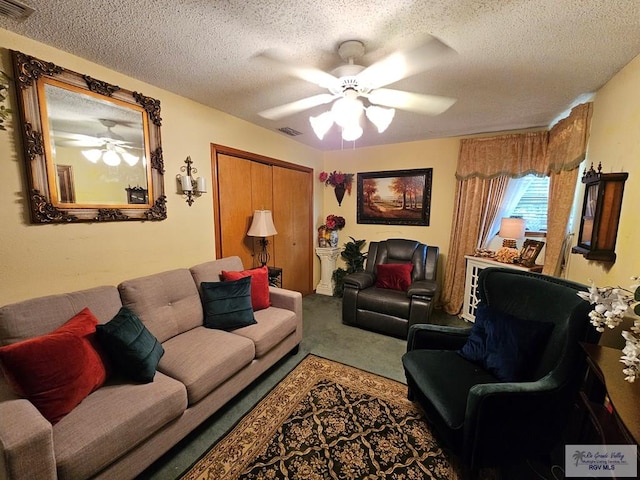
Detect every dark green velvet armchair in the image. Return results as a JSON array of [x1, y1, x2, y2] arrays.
[[402, 267, 598, 469]]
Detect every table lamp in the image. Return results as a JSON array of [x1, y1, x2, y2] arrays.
[[247, 210, 277, 266], [498, 217, 526, 249]]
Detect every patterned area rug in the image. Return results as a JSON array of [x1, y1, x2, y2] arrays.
[[181, 355, 470, 480]]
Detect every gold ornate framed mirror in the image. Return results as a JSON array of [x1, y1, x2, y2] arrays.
[[11, 50, 166, 223]]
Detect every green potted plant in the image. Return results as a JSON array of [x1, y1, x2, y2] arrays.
[[332, 237, 367, 297]]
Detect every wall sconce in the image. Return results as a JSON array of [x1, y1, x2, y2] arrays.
[[247, 210, 278, 266], [177, 156, 206, 206], [498, 217, 526, 248]]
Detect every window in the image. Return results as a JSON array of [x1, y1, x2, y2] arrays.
[[510, 175, 549, 233]]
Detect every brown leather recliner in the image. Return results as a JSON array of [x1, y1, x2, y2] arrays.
[[341, 239, 439, 338]]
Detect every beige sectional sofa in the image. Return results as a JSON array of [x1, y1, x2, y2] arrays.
[[0, 256, 303, 480]]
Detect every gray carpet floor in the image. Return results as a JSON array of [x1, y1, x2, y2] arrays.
[[137, 294, 466, 479]]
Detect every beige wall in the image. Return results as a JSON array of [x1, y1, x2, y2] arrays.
[[2, 27, 638, 306], [0, 29, 323, 305], [321, 138, 460, 282], [564, 53, 640, 288]]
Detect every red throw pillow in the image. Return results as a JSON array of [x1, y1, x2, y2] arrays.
[[221, 266, 271, 311], [0, 308, 107, 424], [375, 263, 414, 291]]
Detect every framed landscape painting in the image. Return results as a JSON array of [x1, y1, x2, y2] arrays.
[[357, 168, 432, 226]]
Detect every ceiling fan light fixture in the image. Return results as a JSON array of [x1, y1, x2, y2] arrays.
[[122, 151, 139, 167], [115, 145, 139, 166], [331, 95, 363, 128], [82, 149, 102, 163], [365, 106, 395, 133], [310, 111, 334, 140], [342, 124, 363, 142], [102, 148, 121, 167]]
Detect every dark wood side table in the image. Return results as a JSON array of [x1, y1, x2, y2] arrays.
[[578, 343, 640, 453], [267, 266, 282, 288]]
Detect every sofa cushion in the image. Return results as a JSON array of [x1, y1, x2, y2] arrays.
[[403, 350, 500, 438], [375, 263, 413, 291], [356, 287, 410, 319], [0, 308, 107, 424], [157, 326, 255, 404], [53, 372, 187, 480], [118, 269, 203, 343], [232, 306, 297, 357], [190, 257, 245, 291], [201, 277, 257, 330], [221, 265, 271, 311], [96, 307, 164, 383], [0, 286, 121, 346]]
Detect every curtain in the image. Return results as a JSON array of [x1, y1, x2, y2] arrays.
[[456, 131, 548, 180], [543, 168, 580, 276], [441, 176, 506, 315], [543, 102, 593, 276], [440, 103, 593, 315], [478, 175, 510, 249]]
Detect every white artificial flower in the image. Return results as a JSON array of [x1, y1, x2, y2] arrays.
[[578, 276, 640, 382], [620, 330, 640, 383]]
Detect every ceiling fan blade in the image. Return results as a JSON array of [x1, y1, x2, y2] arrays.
[[357, 36, 456, 89], [367, 89, 456, 115], [258, 93, 337, 120], [257, 51, 340, 90]]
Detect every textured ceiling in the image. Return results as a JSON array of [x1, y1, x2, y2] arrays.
[[2, 1, 640, 151]]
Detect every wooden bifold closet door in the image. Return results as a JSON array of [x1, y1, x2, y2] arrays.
[[213, 146, 312, 295]]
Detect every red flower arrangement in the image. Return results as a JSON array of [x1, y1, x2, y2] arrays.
[[318, 171, 355, 194], [324, 214, 345, 231]]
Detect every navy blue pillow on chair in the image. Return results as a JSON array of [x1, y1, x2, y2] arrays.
[[96, 306, 164, 383], [459, 304, 554, 382], [201, 276, 257, 331], [458, 307, 487, 363]]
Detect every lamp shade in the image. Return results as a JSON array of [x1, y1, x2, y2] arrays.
[[247, 210, 277, 237], [499, 217, 526, 239]]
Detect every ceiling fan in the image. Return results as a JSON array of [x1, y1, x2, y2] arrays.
[[258, 37, 457, 141], [52, 119, 141, 166]]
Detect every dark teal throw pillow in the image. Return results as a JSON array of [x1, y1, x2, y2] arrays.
[[459, 304, 554, 382], [96, 306, 164, 383], [201, 276, 257, 330]]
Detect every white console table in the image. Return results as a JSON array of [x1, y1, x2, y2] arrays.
[[462, 255, 543, 322], [315, 247, 342, 296]]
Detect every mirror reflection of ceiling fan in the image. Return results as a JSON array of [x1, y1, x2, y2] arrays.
[[54, 119, 141, 167], [258, 37, 458, 141]]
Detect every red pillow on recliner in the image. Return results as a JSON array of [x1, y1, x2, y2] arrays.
[[221, 265, 271, 311], [375, 263, 413, 291]]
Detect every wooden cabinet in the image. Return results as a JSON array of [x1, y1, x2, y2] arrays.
[[213, 146, 313, 295], [462, 255, 542, 322], [571, 164, 628, 263], [578, 344, 640, 450], [272, 166, 312, 293]]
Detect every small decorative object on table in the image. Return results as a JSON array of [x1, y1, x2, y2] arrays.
[[494, 247, 520, 264], [318, 171, 354, 206], [518, 239, 545, 267], [319, 214, 345, 247], [317, 225, 328, 247], [474, 248, 495, 258], [577, 275, 640, 382]]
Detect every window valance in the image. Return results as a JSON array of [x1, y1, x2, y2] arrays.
[[456, 103, 592, 180]]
